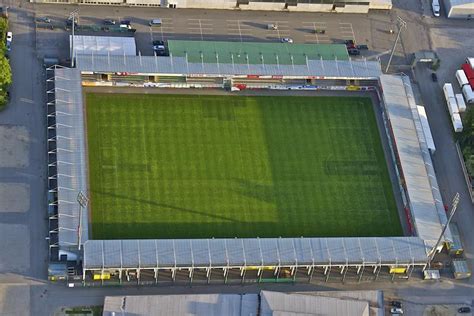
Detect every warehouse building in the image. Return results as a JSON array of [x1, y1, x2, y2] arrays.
[[30, 0, 392, 12], [102, 290, 384, 316], [443, 0, 474, 19]]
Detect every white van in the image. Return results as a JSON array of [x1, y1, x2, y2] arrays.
[[149, 19, 162, 27], [432, 0, 440, 17]]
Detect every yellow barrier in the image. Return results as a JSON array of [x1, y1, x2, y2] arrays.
[[93, 273, 111, 280], [347, 85, 360, 91], [389, 267, 407, 274]]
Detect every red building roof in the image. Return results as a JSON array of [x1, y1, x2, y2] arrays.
[[462, 63, 474, 80]]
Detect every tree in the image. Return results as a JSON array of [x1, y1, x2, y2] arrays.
[[0, 56, 11, 87]]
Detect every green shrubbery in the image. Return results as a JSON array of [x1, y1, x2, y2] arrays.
[[0, 17, 11, 109], [458, 107, 474, 174]]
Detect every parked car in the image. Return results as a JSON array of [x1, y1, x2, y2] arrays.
[[391, 301, 402, 308], [458, 307, 471, 313], [6, 31, 12, 43], [280, 38, 293, 43], [432, 0, 440, 17], [149, 19, 162, 27], [103, 19, 116, 25], [356, 44, 368, 50], [431, 73, 438, 82], [347, 48, 360, 56], [66, 19, 78, 27], [36, 16, 51, 23], [267, 24, 278, 30], [120, 20, 131, 25], [153, 40, 165, 46], [390, 307, 403, 314]]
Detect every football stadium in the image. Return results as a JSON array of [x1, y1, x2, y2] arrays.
[[47, 37, 452, 285]]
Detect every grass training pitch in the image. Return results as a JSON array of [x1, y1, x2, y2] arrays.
[[86, 93, 403, 239]]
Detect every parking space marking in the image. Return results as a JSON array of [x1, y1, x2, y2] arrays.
[[302, 21, 330, 44], [187, 19, 214, 40], [339, 22, 356, 41], [302, 22, 330, 44], [264, 20, 290, 40], [226, 20, 254, 42]]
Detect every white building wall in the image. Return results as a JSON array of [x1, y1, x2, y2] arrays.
[[183, 0, 235, 9], [335, 4, 370, 13], [444, 0, 474, 18], [29, 0, 393, 12], [369, 0, 392, 9], [126, 0, 162, 5], [240, 2, 286, 11], [289, 4, 333, 12], [29, 0, 392, 13]]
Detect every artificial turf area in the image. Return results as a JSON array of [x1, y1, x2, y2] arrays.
[[86, 93, 403, 239]]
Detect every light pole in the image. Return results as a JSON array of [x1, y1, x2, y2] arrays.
[[385, 16, 407, 73], [77, 191, 89, 250], [425, 192, 460, 268], [69, 10, 79, 67]]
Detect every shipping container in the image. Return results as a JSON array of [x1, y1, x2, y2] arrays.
[[456, 69, 469, 88], [446, 97, 459, 116], [452, 259, 471, 279], [448, 222, 464, 256], [467, 57, 474, 70], [462, 63, 474, 80], [443, 83, 456, 100], [455, 94, 467, 112], [452, 113, 463, 132], [462, 85, 474, 104]]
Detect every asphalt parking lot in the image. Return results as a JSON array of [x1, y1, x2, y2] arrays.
[[32, 5, 404, 63]]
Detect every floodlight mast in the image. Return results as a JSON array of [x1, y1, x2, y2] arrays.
[[425, 192, 460, 268], [69, 10, 79, 68], [77, 191, 89, 250], [385, 16, 406, 73]]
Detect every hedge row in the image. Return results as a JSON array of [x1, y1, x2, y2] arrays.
[[0, 17, 12, 109]]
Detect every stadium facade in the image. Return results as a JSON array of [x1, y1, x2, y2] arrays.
[[47, 39, 452, 285], [30, 0, 392, 12]]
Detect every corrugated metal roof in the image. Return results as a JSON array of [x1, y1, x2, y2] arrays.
[[75, 54, 382, 78], [53, 67, 89, 248], [83, 237, 428, 270], [71, 35, 136, 57], [103, 293, 258, 316], [260, 291, 369, 316], [167, 40, 349, 64], [380, 75, 444, 245]]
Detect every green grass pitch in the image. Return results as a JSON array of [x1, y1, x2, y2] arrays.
[[86, 93, 403, 239]]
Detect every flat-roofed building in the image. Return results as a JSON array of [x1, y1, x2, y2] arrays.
[[29, 0, 392, 12]]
